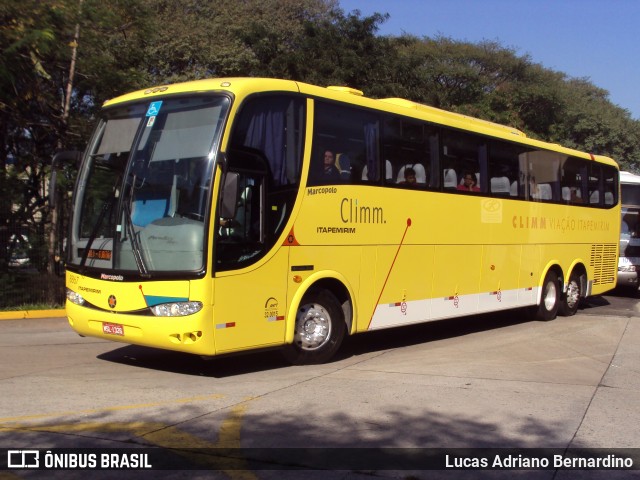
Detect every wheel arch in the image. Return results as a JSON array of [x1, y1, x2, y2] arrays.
[[537, 262, 564, 305], [285, 271, 355, 345], [565, 260, 589, 296]]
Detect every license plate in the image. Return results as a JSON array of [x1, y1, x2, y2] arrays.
[[103, 322, 124, 336]]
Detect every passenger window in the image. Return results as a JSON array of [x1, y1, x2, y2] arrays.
[[588, 163, 602, 205], [230, 95, 304, 187], [441, 130, 485, 193], [381, 116, 436, 188], [520, 150, 563, 201], [311, 101, 379, 185], [488, 141, 526, 197], [603, 166, 618, 206], [560, 157, 586, 204]]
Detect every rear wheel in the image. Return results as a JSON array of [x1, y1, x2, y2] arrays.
[[559, 271, 583, 317], [283, 290, 346, 365], [534, 270, 560, 321]]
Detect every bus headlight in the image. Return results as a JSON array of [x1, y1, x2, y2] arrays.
[[151, 301, 203, 317], [66, 288, 85, 305]]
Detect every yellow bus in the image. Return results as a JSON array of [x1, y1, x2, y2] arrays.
[[62, 77, 620, 364]]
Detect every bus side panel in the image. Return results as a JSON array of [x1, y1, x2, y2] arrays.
[[430, 245, 482, 319], [518, 245, 540, 305], [287, 244, 363, 331], [213, 248, 289, 354], [366, 244, 434, 330], [355, 245, 378, 333], [478, 244, 523, 312]]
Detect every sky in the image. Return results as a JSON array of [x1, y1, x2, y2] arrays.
[[338, 0, 640, 119]]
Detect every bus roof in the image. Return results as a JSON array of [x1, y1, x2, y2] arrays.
[[620, 171, 640, 184], [102, 77, 618, 169], [102, 77, 301, 106], [377, 97, 527, 138]]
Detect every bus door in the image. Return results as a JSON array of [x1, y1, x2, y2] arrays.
[[212, 163, 290, 354]]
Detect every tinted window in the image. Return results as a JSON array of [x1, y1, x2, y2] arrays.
[[382, 116, 438, 188], [560, 157, 587, 204], [441, 130, 486, 193], [230, 95, 305, 187], [488, 141, 526, 197], [311, 101, 380, 185]]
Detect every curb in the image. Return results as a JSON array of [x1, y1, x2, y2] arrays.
[[0, 309, 67, 321]]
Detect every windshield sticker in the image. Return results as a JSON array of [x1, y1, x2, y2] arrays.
[[146, 116, 156, 128], [146, 101, 163, 117]]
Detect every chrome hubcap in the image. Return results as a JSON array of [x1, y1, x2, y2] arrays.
[[294, 303, 332, 350], [544, 281, 557, 310], [565, 280, 580, 309]]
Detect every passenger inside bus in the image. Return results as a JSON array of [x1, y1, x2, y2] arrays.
[[335, 153, 352, 181], [311, 149, 341, 185], [397, 167, 417, 186], [396, 163, 427, 186], [457, 172, 480, 192]]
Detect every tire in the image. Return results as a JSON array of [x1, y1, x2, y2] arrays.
[[534, 270, 560, 321], [283, 290, 346, 365], [558, 271, 583, 317]]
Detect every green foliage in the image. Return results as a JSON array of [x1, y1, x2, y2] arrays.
[[548, 79, 640, 171]]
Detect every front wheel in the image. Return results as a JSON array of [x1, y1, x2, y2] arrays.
[[534, 270, 560, 321], [559, 271, 583, 317], [283, 290, 346, 365]]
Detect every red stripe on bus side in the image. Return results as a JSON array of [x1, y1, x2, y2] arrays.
[[367, 218, 412, 330]]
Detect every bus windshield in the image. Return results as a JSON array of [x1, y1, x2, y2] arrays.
[[622, 182, 640, 206], [69, 95, 230, 275]]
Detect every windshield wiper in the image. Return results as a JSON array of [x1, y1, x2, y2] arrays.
[[122, 201, 150, 277], [79, 186, 118, 270]]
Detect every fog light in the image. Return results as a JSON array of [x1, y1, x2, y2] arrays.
[[151, 301, 203, 317], [66, 288, 85, 306]]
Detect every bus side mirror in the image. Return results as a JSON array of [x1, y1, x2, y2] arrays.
[[49, 151, 82, 207], [220, 172, 239, 219]]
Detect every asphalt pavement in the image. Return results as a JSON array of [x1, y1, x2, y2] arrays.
[[0, 291, 639, 480]]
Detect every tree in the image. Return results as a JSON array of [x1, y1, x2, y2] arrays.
[[549, 79, 640, 171], [0, 0, 154, 278], [1, 0, 69, 272], [139, 0, 375, 83]]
